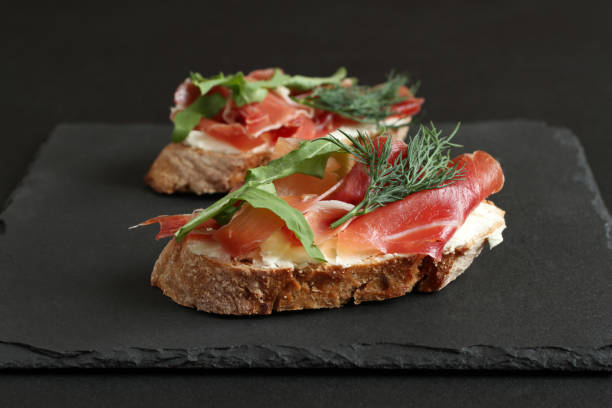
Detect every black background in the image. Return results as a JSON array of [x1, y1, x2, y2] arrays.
[[2, 1, 611, 407]]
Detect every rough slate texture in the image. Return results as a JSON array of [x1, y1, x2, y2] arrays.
[[0, 121, 610, 370]]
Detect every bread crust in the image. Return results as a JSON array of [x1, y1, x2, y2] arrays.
[[150, 234, 490, 315], [145, 143, 272, 195], [145, 127, 409, 195]]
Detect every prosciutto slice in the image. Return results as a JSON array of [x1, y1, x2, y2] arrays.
[[194, 118, 268, 151], [226, 91, 312, 137], [137, 214, 218, 240], [336, 151, 504, 261], [212, 195, 322, 257]]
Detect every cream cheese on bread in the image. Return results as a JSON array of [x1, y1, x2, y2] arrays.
[[186, 201, 506, 269]]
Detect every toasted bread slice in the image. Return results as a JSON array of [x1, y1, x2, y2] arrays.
[[145, 127, 409, 195], [151, 201, 504, 315]]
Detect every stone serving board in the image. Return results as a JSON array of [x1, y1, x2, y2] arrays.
[[0, 121, 610, 370]]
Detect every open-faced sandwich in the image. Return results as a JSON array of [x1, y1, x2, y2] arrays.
[[137, 124, 505, 315], [145, 67, 424, 194]]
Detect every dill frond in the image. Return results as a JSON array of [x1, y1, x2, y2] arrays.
[[323, 123, 466, 228], [296, 73, 413, 127]]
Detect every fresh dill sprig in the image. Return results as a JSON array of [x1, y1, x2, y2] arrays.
[[296, 73, 413, 127], [324, 123, 466, 228]]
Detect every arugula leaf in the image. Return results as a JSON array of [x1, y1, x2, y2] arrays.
[[284, 67, 347, 91], [247, 69, 291, 89], [219, 72, 266, 107], [176, 188, 244, 238], [190, 72, 229, 96], [171, 93, 226, 142], [245, 139, 342, 184]]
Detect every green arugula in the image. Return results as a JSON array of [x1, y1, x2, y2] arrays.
[[170, 67, 347, 143], [174, 139, 343, 262], [190, 67, 346, 107], [171, 93, 226, 142]]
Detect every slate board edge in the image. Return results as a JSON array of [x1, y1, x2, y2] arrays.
[[0, 341, 611, 371], [0, 123, 59, 217], [550, 126, 612, 249], [1, 121, 611, 371]]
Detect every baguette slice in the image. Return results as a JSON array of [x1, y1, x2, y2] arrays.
[[145, 127, 408, 195], [151, 201, 504, 315]]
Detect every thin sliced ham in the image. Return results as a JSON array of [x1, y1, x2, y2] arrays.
[[138, 214, 218, 240], [195, 118, 268, 151], [336, 151, 504, 261], [236, 91, 312, 137], [289, 200, 353, 245], [273, 155, 343, 197], [173, 79, 200, 109], [390, 97, 424, 117], [245, 68, 277, 81], [213, 195, 322, 258]]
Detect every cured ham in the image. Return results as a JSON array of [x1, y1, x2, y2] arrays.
[[213, 206, 285, 257], [194, 118, 268, 151], [173, 79, 200, 109], [225, 91, 312, 137], [336, 151, 504, 261], [138, 214, 218, 240], [213, 195, 322, 257], [245, 69, 277, 81], [280, 200, 354, 249], [390, 97, 424, 117], [270, 137, 349, 197]]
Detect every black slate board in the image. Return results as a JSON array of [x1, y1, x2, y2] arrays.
[[0, 121, 611, 371]]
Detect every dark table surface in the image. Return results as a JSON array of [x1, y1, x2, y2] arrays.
[[2, 1, 611, 407]]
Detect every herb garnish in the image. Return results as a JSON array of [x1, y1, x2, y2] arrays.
[[296, 73, 417, 127], [323, 124, 466, 228]]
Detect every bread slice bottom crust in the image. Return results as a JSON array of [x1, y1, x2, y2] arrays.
[[151, 235, 487, 315]]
